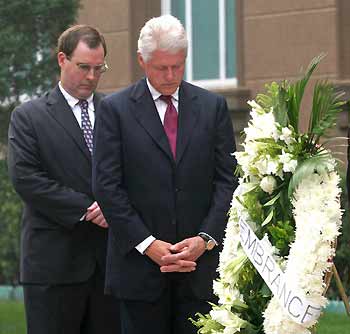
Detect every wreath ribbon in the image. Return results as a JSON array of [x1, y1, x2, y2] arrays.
[[239, 218, 322, 324]]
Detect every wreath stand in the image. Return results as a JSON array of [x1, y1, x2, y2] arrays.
[[324, 264, 350, 316], [311, 264, 350, 334]]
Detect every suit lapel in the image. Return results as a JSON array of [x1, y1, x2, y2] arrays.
[[93, 92, 103, 109], [176, 82, 199, 164], [46, 86, 91, 162], [130, 79, 174, 162]]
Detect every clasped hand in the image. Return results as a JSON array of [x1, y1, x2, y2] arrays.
[[85, 201, 108, 228], [145, 237, 206, 273]]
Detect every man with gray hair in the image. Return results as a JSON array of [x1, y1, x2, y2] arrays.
[[93, 15, 237, 333]]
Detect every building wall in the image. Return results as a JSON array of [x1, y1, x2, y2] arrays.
[[78, 0, 160, 93], [243, 0, 337, 96], [78, 0, 132, 93], [77, 0, 348, 161], [241, 0, 348, 161]]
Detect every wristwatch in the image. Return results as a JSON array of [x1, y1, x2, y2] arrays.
[[199, 233, 216, 251]]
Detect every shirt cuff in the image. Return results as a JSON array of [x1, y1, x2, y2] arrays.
[[198, 232, 219, 246], [135, 235, 156, 254]]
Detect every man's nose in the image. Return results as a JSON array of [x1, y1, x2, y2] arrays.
[[86, 68, 97, 80], [165, 67, 175, 80]]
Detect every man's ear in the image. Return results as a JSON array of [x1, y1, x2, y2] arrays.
[[137, 53, 145, 69], [57, 52, 66, 68]]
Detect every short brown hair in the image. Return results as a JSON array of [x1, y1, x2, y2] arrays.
[[57, 25, 107, 58]]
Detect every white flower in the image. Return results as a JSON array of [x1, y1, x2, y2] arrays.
[[255, 157, 269, 175], [279, 151, 298, 173], [213, 280, 243, 305], [266, 158, 279, 175], [210, 307, 246, 333], [204, 89, 343, 334], [279, 127, 295, 145], [244, 106, 279, 142], [264, 170, 342, 333], [247, 100, 264, 114], [260, 176, 277, 194]]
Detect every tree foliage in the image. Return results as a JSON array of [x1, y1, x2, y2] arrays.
[[0, 0, 80, 284], [0, 0, 81, 103]]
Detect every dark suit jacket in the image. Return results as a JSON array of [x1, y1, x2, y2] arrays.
[[8, 85, 108, 284], [93, 79, 237, 302]]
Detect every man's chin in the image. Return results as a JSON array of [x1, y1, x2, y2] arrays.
[[78, 88, 94, 99], [159, 86, 178, 96]]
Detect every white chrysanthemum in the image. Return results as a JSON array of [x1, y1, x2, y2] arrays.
[[264, 299, 313, 334], [263, 171, 342, 334], [211, 91, 342, 334]]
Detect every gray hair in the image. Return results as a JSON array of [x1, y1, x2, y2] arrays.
[[137, 15, 188, 62]]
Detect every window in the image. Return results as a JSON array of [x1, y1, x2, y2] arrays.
[[162, 0, 237, 89]]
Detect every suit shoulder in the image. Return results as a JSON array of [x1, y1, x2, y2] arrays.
[[12, 92, 49, 117], [181, 81, 225, 101], [102, 82, 137, 103]]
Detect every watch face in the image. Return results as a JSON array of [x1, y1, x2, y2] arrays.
[[207, 240, 215, 251]]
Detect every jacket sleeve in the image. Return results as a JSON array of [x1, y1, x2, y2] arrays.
[[198, 96, 238, 244], [7, 104, 93, 229], [93, 97, 151, 255]]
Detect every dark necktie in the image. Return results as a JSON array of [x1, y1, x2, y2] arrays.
[[78, 99, 93, 154], [160, 95, 178, 158]]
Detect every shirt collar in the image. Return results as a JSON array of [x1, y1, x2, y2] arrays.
[[58, 82, 94, 110], [146, 78, 179, 102]]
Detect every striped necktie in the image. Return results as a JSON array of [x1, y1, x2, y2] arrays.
[[78, 99, 93, 154]]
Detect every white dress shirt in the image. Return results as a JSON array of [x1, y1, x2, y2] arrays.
[[58, 82, 95, 128]]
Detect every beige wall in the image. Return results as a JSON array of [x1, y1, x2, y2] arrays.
[[78, 0, 160, 93], [241, 0, 347, 161], [243, 1, 337, 97], [78, 0, 132, 92], [77, 0, 348, 160]]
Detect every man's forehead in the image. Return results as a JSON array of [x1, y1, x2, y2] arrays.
[[71, 42, 104, 60]]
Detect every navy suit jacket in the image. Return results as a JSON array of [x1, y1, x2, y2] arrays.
[[93, 79, 237, 301], [8, 86, 108, 284]]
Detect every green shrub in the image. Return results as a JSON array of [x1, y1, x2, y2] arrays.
[[0, 160, 22, 284]]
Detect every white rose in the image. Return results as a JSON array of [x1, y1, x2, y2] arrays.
[[260, 176, 277, 194]]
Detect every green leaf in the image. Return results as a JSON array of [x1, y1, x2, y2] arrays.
[[257, 81, 289, 127], [286, 53, 326, 132], [263, 192, 281, 206], [189, 312, 224, 333], [309, 81, 346, 141], [288, 149, 334, 197], [267, 220, 295, 255], [262, 209, 274, 227]]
